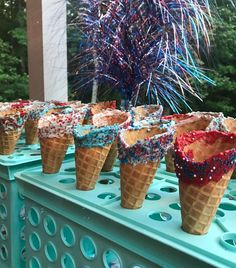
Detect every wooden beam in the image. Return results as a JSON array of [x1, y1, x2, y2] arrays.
[[26, 0, 68, 101]]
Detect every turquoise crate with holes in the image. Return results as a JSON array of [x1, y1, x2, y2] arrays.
[[15, 159, 236, 268], [0, 137, 74, 268]]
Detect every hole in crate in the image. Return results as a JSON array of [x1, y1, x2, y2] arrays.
[[20, 226, 25, 240], [7, 156, 14, 159], [18, 192, 24, 200], [160, 187, 177, 193], [229, 190, 236, 200], [60, 225, 75, 247], [97, 192, 116, 200], [21, 247, 26, 261], [28, 207, 41, 226], [0, 245, 8, 261], [169, 203, 181, 210], [29, 232, 41, 251], [59, 178, 75, 184], [145, 193, 161, 201], [99, 179, 114, 185], [16, 154, 24, 157], [29, 257, 41, 268], [0, 204, 7, 220], [219, 203, 236, 211], [61, 225, 75, 247], [216, 209, 225, 218], [64, 167, 76, 172], [149, 212, 172, 222], [0, 224, 8, 240], [19, 205, 26, 220], [0, 184, 7, 199], [61, 253, 76, 268], [22, 148, 31, 151], [103, 249, 122, 268], [45, 241, 57, 262], [43, 215, 57, 236], [30, 153, 41, 156], [220, 233, 236, 252], [80, 236, 97, 260]]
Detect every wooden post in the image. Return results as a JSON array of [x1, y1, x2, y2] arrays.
[[26, 0, 68, 101]]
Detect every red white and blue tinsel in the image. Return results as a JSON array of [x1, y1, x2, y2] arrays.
[[77, 0, 234, 111]]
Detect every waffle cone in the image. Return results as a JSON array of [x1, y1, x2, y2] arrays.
[[165, 147, 175, 173], [75, 145, 111, 190], [102, 140, 118, 171], [40, 136, 70, 174], [120, 161, 160, 209], [0, 128, 21, 155], [25, 119, 39, 144], [179, 170, 233, 235]]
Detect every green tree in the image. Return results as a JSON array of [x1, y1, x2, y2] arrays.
[[0, 0, 28, 101], [191, 2, 236, 117]]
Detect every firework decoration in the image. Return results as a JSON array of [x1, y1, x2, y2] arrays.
[[76, 0, 231, 111]]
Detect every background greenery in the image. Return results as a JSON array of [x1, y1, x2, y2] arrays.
[[0, 0, 235, 116]]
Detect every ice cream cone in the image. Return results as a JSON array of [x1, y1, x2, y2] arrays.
[[40, 136, 70, 174], [118, 124, 174, 209], [0, 128, 21, 155], [175, 131, 236, 235], [0, 108, 27, 154], [164, 114, 213, 173], [74, 125, 119, 190], [132, 104, 163, 123], [75, 145, 111, 190], [92, 109, 131, 171], [121, 161, 160, 208], [179, 170, 233, 235], [25, 119, 39, 144]]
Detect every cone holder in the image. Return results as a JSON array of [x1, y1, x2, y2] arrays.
[[0, 136, 74, 268], [15, 159, 236, 268]]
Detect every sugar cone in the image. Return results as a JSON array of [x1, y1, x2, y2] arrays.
[[25, 119, 39, 144], [40, 136, 70, 174], [75, 145, 111, 190], [120, 161, 160, 209], [179, 170, 233, 235], [165, 147, 175, 173], [102, 140, 118, 171], [0, 128, 21, 155]]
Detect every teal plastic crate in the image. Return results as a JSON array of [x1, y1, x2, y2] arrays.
[[0, 138, 74, 268], [15, 160, 236, 268]]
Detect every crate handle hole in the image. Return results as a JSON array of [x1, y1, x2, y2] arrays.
[[103, 249, 122, 268], [43, 215, 57, 236], [20, 226, 25, 240], [29, 257, 41, 268], [80, 236, 97, 260], [149, 212, 172, 222], [61, 225, 75, 247], [0, 183, 7, 199], [61, 253, 76, 268], [29, 232, 41, 251], [45, 241, 57, 262]]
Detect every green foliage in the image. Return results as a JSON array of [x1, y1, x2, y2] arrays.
[[0, 0, 28, 102], [191, 2, 236, 117]]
